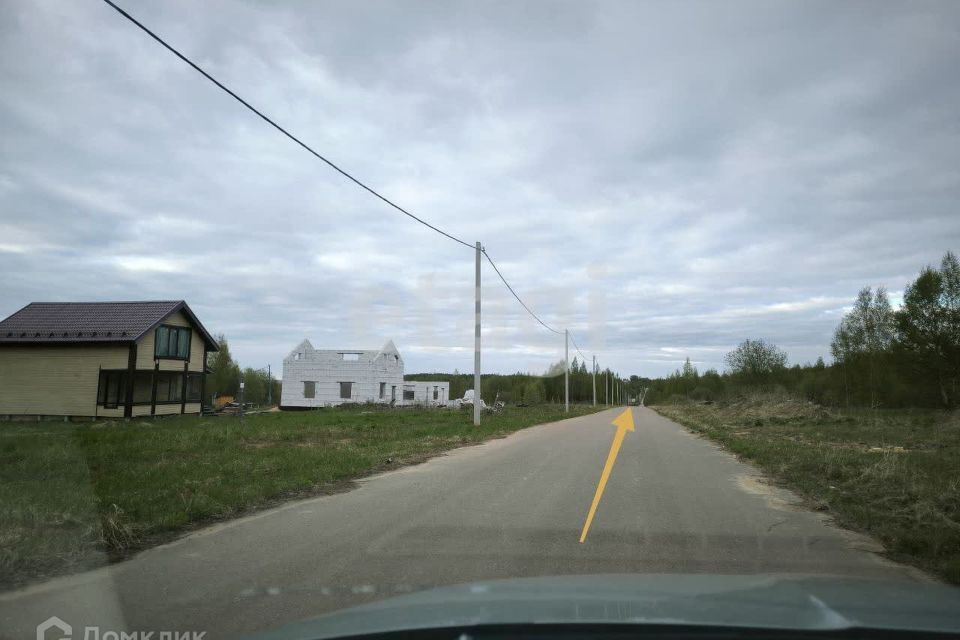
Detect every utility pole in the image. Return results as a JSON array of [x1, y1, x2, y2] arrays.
[[592, 355, 596, 406], [474, 241, 481, 426], [564, 329, 569, 413], [239, 379, 245, 423], [267, 363, 272, 407]]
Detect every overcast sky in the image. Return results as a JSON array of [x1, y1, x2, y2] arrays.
[[2, 0, 958, 378]]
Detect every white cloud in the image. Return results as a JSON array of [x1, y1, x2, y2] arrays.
[[109, 256, 188, 274], [1, 0, 958, 378]]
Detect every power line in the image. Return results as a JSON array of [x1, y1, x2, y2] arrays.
[[568, 332, 589, 364], [104, 0, 597, 374], [100, 0, 474, 250], [481, 248, 563, 336], [483, 248, 591, 365]]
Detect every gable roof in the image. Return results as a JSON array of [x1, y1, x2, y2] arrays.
[[285, 339, 402, 364], [375, 339, 400, 360], [0, 301, 219, 350]]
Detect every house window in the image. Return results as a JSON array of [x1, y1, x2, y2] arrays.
[[433, 386, 438, 400], [186, 374, 202, 402], [403, 387, 415, 401], [98, 370, 126, 408], [154, 372, 183, 403], [391, 386, 396, 402], [303, 381, 315, 399], [132, 372, 153, 404], [379, 382, 386, 399], [339, 382, 352, 399], [155, 325, 191, 359]]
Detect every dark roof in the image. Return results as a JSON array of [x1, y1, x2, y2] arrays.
[[0, 301, 219, 350]]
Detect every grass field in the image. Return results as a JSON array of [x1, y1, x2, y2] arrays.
[[653, 395, 960, 584], [0, 404, 602, 590]]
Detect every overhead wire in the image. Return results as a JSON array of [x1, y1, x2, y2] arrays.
[[100, 0, 474, 250], [568, 332, 589, 364], [481, 248, 563, 336], [103, 0, 606, 373], [483, 248, 596, 373]]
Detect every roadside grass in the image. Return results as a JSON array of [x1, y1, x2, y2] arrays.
[[653, 395, 960, 584], [0, 404, 603, 590]]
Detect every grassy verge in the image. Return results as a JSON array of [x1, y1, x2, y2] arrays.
[[0, 404, 603, 590], [652, 395, 960, 584]]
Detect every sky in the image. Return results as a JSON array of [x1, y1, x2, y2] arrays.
[[1, 0, 959, 379]]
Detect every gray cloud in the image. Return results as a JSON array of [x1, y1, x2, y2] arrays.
[[1, 0, 958, 377]]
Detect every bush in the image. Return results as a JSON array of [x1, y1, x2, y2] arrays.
[[689, 386, 715, 402]]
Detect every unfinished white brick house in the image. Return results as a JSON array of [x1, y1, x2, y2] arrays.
[[280, 339, 449, 408]]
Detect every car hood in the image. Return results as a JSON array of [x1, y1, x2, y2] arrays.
[[249, 573, 960, 639]]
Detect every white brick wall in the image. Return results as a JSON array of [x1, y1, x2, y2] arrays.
[[281, 339, 405, 408], [406, 381, 450, 406]]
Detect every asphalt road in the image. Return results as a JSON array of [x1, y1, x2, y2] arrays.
[[0, 407, 926, 639]]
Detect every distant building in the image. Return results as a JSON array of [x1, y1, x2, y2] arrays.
[[280, 339, 449, 408], [402, 380, 450, 406], [0, 301, 218, 419]]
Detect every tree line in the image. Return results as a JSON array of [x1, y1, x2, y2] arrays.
[[205, 335, 281, 406], [406, 356, 629, 405], [646, 251, 960, 408], [206, 336, 626, 409]]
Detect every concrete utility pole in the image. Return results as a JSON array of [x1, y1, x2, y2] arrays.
[[564, 329, 569, 413], [267, 364, 272, 407], [474, 241, 481, 426], [592, 355, 596, 406]]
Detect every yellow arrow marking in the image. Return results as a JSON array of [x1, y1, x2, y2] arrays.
[[579, 408, 635, 543]]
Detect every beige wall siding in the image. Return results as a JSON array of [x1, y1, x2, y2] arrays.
[[131, 402, 201, 417], [153, 403, 184, 416], [0, 344, 128, 416], [190, 329, 205, 368], [135, 310, 206, 372]]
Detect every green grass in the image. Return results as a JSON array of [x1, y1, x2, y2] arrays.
[[653, 395, 960, 584], [0, 404, 603, 590]]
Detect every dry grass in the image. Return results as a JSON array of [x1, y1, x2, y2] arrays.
[[655, 394, 960, 584]]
